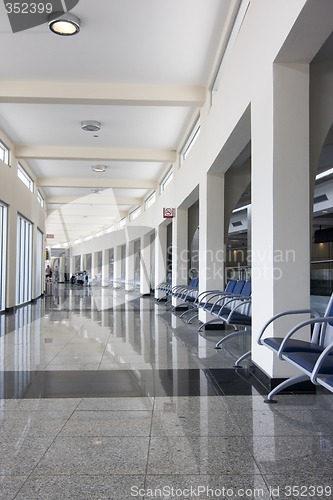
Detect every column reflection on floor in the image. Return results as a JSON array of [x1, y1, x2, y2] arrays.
[[1, 285, 333, 500], [0, 283, 263, 399]]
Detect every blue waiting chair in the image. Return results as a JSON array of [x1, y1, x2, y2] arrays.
[[258, 293, 333, 403], [197, 280, 251, 332], [180, 279, 239, 323]]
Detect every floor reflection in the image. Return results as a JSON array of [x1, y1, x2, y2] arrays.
[[0, 284, 262, 399]]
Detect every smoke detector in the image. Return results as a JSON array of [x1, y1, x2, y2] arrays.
[[81, 120, 101, 132]]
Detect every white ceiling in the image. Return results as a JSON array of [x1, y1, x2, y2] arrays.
[[0, 0, 239, 245]]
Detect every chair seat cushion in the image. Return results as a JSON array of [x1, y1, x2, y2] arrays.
[[284, 351, 333, 374], [228, 312, 252, 326], [263, 337, 324, 353], [185, 296, 196, 303]]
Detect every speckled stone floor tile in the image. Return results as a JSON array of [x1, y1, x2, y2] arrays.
[[34, 436, 150, 476]]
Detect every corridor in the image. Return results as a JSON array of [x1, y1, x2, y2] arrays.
[[0, 285, 333, 499]]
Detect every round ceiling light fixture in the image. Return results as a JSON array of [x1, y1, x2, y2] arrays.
[[81, 120, 101, 132], [48, 12, 80, 36], [92, 165, 107, 173]]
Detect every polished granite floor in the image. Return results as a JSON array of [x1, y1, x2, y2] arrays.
[[0, 285, 333, 499]]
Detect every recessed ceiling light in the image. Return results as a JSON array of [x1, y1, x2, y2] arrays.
[[48, 12, 80, 36], [91, 189, 103, 194], [81, 120, 101, 132], [92, 165, 107, 173]]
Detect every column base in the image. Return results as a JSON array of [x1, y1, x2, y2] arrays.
[[173, 305, 188, 312], [252, 364, 316, 394], [198, 323, 228, 331]]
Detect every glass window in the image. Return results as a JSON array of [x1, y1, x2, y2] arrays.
[[211, 0, 250, 99], [145, 191, 156, 209], [118, 218, 126, 228], [160, 168, 173, 193], [18, 164, 34, 192], [129, 207, 141, 221], [180, 118, 200, 164], [0, 140, 9, 166], [16, 214, 32, 305], [35, 228, 43, 297], [0, 202, 7, 311], [37, 190, 44, 207]]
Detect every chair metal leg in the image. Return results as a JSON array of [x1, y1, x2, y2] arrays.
[[215, 328, 250, 349], [186, 312, 198, 323], [198, 318, 226, 332], [179, 308, 194, 319], [233, 350, 251, 367], [264, 374, 310, 404]]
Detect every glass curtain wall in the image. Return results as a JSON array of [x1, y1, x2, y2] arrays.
[[35, 228, 43, 297], [16, 214, 32, 306], [0, 202, 7, 311]]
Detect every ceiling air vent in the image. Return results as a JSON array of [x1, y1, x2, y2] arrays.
[[81, 120, 101, 132], [314, 194, 328, 204], [232, 221, 243, 227]]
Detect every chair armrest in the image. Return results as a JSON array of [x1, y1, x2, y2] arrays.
[[200, 292, 232, 311], [210, 293, 245, 310], [311, 340, 333, 384], [216, 295, 249, 314], [257, 309, 320, 345], [277, 316, 333, 359], [226, 299, 252, 322]]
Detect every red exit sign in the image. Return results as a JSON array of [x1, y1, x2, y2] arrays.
[[46, 234, 54, 239]]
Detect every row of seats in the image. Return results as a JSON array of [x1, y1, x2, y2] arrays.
[[157, 277, 333, 401], [157, 278, 252, 367], [156, 277, 199, 305], [258, 292, 333, 403], [193, 279, 252, 367]]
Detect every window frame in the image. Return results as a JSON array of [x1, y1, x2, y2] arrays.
[[160, 167, 173, 193], [0, 140, 10, 166], [37, 190, 44, 207], [180, 118, 200, 165], [18, 163, 34, 192], [145, 191, 156, 209]]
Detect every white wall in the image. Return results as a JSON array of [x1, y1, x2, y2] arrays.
[[0, 129, 46, 309]]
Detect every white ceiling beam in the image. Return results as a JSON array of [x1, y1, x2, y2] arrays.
[[0, 81, 206, 107], [38, 178, 155, 189], [47, 196, 141, 205], [47, 215, 126, 221], [15, 146, 176, 163]]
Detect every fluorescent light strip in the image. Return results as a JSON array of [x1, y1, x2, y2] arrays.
[[232, 203, 251, 213], [316, 168, 333, 180]]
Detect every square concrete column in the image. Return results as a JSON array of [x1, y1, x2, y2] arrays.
[[140, 233, 151, 295], [70, 256, 75, 277], [92, 251, 99, 280], [154, 224, 167, 299], [198, 172, 225, 323], [113, 245, 122, 289], [171, 208, 188, 307], [101, 249, 110, 287], [80, 255, 84, 272], [251, 63, 311, 379], [125, 241, 135, 291]]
